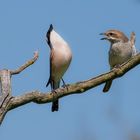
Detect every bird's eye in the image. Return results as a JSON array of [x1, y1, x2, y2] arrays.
[[109, 33, 114, 36]]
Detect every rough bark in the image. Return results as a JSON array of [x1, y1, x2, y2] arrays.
[[0, 52, 140, 124], [0, 51, 39, 124]]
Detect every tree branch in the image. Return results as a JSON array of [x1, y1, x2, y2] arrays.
[[7, 53, 140, 110], [10, 51, 39, 75], [0, 51, 39, 124], [0, 53, 140, 124]]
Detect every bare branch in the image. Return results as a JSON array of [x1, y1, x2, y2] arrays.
[[0, 53, 139, 124], [0, 96, 13, 124], [7, 53, 140, 110], [10, 51, 39, 75]]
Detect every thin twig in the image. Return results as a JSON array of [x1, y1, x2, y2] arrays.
[[10, 51, 39, 75]]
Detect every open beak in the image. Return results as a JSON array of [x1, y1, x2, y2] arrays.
[[99, 33, 107, 40]]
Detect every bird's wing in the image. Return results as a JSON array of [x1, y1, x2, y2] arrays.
[[46, 24, 53, 49], [46, 48, 54, 88]]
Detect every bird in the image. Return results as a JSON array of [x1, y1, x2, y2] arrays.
[[46, 24, 72, 112], [100, 29, 137, 92]]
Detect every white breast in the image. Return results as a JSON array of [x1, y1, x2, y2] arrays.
[[50, 29, 72, 81]]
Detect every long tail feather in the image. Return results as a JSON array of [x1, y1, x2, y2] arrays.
[[103, 80, 113, 93]]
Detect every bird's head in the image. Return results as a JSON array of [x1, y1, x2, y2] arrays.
[[100, 30, 129, 44]]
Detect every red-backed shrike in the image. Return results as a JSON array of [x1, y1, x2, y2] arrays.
[[46, 24, 72, 111], [100, 29, 137, 92]]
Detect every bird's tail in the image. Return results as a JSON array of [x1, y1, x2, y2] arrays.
[[103, 80, 113, 93], [130, 32, 137, 56], [51, 81, 60, 112], [52, 100, 59, 112]]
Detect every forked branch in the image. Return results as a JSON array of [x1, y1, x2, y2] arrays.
[[0, 52, 140, 124], [0, 51, 39, 124]]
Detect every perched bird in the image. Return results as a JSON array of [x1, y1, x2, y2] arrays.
[[100, 29, 137, 92], [46, 24, 72, 112]]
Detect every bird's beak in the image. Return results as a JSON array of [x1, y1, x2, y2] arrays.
[[99, 33, 107, 40], [99, 33, 104, 35]]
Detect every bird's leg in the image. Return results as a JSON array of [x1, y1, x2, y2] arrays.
[[61, 78, 66, 87], [61, 78, 69, 91]]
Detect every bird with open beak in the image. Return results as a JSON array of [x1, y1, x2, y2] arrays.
[[46, 24, 72, 111], [100, 29, 137, 92]]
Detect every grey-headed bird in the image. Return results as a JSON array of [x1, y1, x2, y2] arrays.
[[46, 24, 72, 111], [100, 29, 137, 92]]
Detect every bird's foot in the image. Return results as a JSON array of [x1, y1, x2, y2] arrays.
[[62, 84, 69, 91], [114, 64, 121, 68]]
